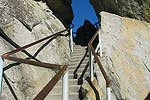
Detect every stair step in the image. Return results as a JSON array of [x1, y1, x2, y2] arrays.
[[68, 64, 89, 70], [70, 54, 88, 58], [69, 72, 90, 79], [71, 52, 87, 56], [70, 57, 89, 61], [50, 85, 80, 94], [56, 79, 78, 86], [46, 93, 79, 100], [69, 63, 88, 68], [68, 68, 90, 74], [74, 46, 87, 49], [72, 48, 87, 52], [70, 57, 89, 62], [70, 60, 89, 66]]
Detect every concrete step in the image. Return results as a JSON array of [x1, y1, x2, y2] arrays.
[[71, 49, 87, 53], [56, 79, 78, 86], [70, 58, 89, 64], [70, 56, 89, 61], [69, 63, 88, 68], [69, 72, 90, 79], [50, 85, 81, 94], [68, 64, 89, 70], [74, 46, 87, 49], [46, 93, 79, 100], [68, 68, 90, 74], [71, 52, 87, 56], [74, 48, 87, 51], [70, 54, 88, 58], [69, 60, 89, 66]]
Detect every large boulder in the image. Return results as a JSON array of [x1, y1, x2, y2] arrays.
[[0, 0, 70, 99], [45, 0, 74, 25], [74, 20, 98, 47], [90, 0, 150, 22], [95, 11, 150, 100]]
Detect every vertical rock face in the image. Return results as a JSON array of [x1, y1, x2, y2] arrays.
[[96, 12, 150, 100], [45, 0, 74, 25], [0, 0, 71, 99], [90, 0, 150, 22]]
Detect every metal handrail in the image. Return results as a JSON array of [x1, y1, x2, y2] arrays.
[[34, 65, 67, 100], [88, 27, 112, 100], [0, 27, 73, 100]]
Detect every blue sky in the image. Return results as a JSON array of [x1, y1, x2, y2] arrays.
[[72, 0, 98, 32]]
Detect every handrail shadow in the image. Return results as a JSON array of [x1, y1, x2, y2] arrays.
[[85, 77, 100, 100], [3, 73, 18, 100], [3, 31, 70, 72], [73, 48, 88, 77], [1, 28, 72, 100], [78, 62, 89, 85], [33, 32, 69, 58], [0, 28, 40, 62]]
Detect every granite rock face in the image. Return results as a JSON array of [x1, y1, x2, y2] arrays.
[[0, 0, 71, 100], [95, 12, 150, 100], [90, 0, 150, 22], [45, 0, 74, 25], [81, 78, 102, 100]]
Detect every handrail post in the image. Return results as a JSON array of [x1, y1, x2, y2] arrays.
[[62, 69, 68, 100], [0, 57, 3, 98], [88, 46, 94, 81], [70, 28, 73, 52], [106, 86, 111, 100], [98, 29, 102, 57]]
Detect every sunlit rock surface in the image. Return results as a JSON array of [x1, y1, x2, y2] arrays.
[[81, 78, 102, 100], [0, 0, 71, 99], [95, 12, 150, 100], [90, 0, 150, 22]]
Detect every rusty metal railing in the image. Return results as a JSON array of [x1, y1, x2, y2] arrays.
[[0, 27, 73, 100], [88, 27, 112, 100]]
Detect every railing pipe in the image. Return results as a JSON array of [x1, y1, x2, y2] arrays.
[[34, 66, 67, 100], [88, 47, 94, 81], [0, 57, 3, 97], [3, 28, 71, 56], [62, 69, 68, 100], [98, 30, 102, 57], [70, 28, 73, 52], [107, 87, 111, 100]]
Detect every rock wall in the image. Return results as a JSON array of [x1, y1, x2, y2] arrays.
[[95, 12, 150, 100], [0, 0, 71, 99], [45, 0, 74, 25], [90, 0, 150, 22]]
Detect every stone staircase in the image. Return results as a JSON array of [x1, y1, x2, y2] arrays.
[[46, 45, 90, 100]]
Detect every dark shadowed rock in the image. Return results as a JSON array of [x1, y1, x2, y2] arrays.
[[74, 20, 98, 48], [90, 0, 150, 22], [45, 0, 74, 25]]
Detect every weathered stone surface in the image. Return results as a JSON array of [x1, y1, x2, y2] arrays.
[[0, 0, 70, 100], [81, 78, 102, 100], [90, 0, 150, 22], [45, 0, 74, 25], [95, 11, 150, 100]]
